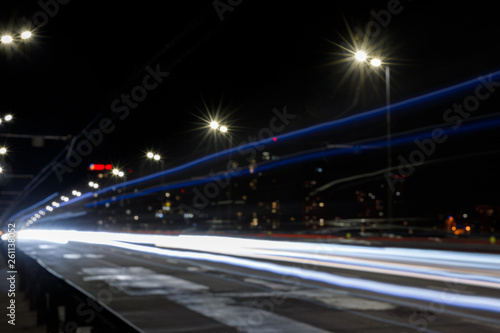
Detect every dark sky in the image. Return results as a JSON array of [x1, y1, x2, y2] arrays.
[[1, 0, 500, 220]]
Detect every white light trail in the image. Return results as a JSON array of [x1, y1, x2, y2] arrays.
[[16, 230, 500, 314]]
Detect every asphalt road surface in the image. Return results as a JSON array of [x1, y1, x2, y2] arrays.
[[13, 232, 500, 333]]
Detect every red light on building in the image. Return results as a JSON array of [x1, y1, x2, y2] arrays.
[[88, 164, 113, 171]]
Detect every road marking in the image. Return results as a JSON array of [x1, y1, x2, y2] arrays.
[[80, 266, 332, 332], [63, 253, 82, 259], [239, 279, 395, 310]]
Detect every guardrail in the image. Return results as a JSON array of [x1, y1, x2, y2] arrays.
[[11, 246, 143, 333]]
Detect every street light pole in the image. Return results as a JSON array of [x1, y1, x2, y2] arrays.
[[355, 51, 393, 222], [209, 121, 234, 226], [385, 65, 392, 223]]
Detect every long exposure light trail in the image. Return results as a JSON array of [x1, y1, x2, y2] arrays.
[[15, 230, 500, 314], [10, 70, 500, 222], [53, 70, 500, 201], [83, 113, 500, 209]]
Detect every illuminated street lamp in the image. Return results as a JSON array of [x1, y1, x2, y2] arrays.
[[0, 166, 3, 173], [1, 31, 32, 44], [4, 114, 13, 122], [355, 51, 367, 61], [147, 152, 161, 161], [208, 119, 230, 137], [370, 58, 382, 67], [208, 120, 233, 220], [21, 31, 32, 39], [210, 121, 219, 129], [1, 36, 13, 44], [112, 168, 125, 177], [355, 51, 392, 222], [0, 147, 7, 155]]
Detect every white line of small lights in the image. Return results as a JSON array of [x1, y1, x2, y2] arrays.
[[0, 115, 13, 174], [21, 149, 164, 228], [25, 191, 82, 226]]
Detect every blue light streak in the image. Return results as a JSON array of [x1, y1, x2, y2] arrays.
[[86, 70, 500, 195], [84, 114, 500, 208], [11, 69, 500, 219]]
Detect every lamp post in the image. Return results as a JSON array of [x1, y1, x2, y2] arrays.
[[383, 65, 392, 223], [209, 121, 233, 225], [355, 51, 392, 222], [1, 30, 32, 44]]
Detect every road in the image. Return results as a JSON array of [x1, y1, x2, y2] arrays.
[[14, 231, 500, 333]]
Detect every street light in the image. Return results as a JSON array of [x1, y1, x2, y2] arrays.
[[355, 51, 367, 61], [370, 58, 382, 67], [0, 147, 7, 155], [21, 31, 32, 39], [4, 114, 13, 121], [1, 36, 13, 44], [355, 51, 393, 222], [208, 121, 234, 222], [210, 121, 219, 129], [1, 30, 32, 44], [147, 152, 161, 161]]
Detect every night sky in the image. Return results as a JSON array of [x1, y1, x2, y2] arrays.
[[1, 0, 500, 222]]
